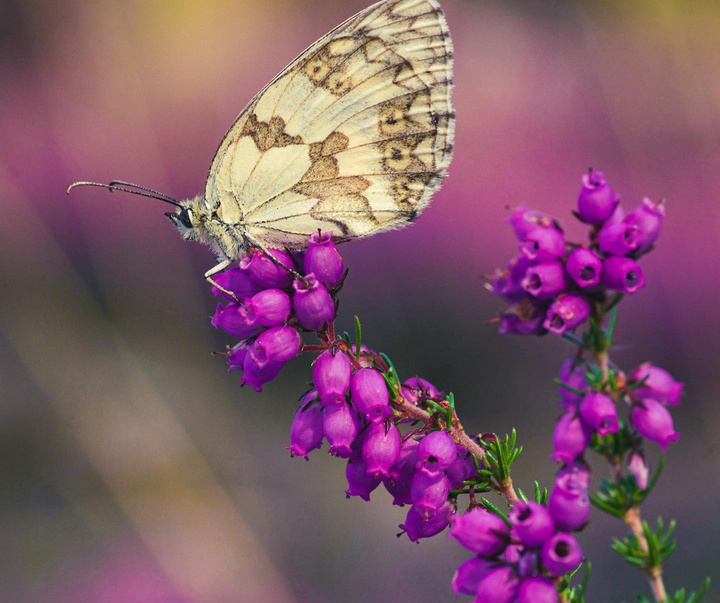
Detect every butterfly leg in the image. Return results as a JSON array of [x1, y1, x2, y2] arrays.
[[204, 258, 240, 302]]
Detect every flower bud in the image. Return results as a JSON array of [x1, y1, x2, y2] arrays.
[[551, 411, 590, 464], [631, 363, 683, 406], [313, 350, 352, 400], [400, 500, 453, 542], [578, 392, 619, 436], [601, 256, 646, 293], [519, 227, 566, 262], [248, 325, 301, 367], [626, 197, 664, 252], [543, 293, 590, 335], [522, 261, 567, 299], [474, 566, 519, 603], [576, 170, 617, 225], [598, 219, 643, 255], [517, 576, 558, 603], [304, 231, 344, 288], [448, 509, 509, 557], [565, 248, 602, 288], [361, 421, 401, 480], [211, 266, 260, 300], [293, 274, 335, 331], [240, 356, 283, 392], [345, 452, 381, 501], [451, 556, 491, 596], [549, 468, 590, 531], [631, 398, 679, 451], [211, 303, 261, 339], [411, 470, 450, 517], [541, 532, 583, 576], [416, 430, 457, 476], [244, 289, 291, 327], [287, 392, 323, 459], [322, 401, 359, 458], [628, 451, 649, 490], [240, 248, 294, 288], [350, 368, 392, 422], [507, 205, 557, 240], [509, 501, 555, 548]]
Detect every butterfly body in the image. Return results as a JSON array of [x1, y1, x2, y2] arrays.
[[166, 0, 454, 270]]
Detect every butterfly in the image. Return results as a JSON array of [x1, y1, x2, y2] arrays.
[[68, 0, 454, 284]]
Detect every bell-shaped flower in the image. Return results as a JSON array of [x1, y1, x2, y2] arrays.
[[576, 170, 617, 225], [522, 261, 567, 299], [631, 398, 679, 451], [519, 227, 566, 262], [631, 363, 683, 406], [509, 501, 556, 548], [543, 293, 590, 335], [578, 392, 619, 437], [350, 368, 392, 422], [287, 392, 323, 459], [540, 532, 583, 576], [565, 248, 602, 288], [240, 248, 294, 288], [601, 256, 646, 293], [303, 231, 344, 288], [448, 509, 510, 557], [293, 273, 335, 331]]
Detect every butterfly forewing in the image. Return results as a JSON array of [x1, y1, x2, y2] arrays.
[[205, 0, 454, 251]]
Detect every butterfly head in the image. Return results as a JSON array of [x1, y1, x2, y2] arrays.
[[166, 195, 247, 260]]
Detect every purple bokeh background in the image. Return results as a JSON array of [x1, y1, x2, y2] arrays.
[[1, 0, 718, 601]]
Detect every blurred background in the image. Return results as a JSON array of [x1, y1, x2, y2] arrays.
[[1, 0, 718, 601]]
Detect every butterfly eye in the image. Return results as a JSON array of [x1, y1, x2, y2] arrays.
[[178, 208, 194, 228]]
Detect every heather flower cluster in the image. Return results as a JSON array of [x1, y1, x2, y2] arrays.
[[206, 173, 704, 603], [450, 497, 584, 603], [210, 231, 343, 391], [490, 170, 665, 336]]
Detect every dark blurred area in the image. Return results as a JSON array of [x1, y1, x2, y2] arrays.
[[0, 0, 718, 601]]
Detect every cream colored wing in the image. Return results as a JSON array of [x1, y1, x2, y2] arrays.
[[205, 0, 454, 251]]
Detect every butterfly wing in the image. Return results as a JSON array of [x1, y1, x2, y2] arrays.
[[204, 0, 454, 251]]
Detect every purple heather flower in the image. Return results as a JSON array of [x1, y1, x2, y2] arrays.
[[401, 500, 453, 542], [287, 392, 324, 459], [631, 398, 679, 451], [520, 227, 566, 262], [507, 205, 557, 240], [240, 356, 283, 392], [361, 421, 401, 480], [601, 256, 646, 293], [540, 532, 583, 576], [411, 469, 450, 517], [416, 430, 457, 476], [556, 461, 591, 490], [551, 411, 590, 464], [543, 293, 591, 335], [293, 273, 335, 331], [401, 376, 442, 407], [385, 436, 419, 505], [473, 565, 519, 603], [447, 445, 477, 489], [243, 289, 291, 327], [211, 266, 260, 300], [448, 509, 510, 557], [517, 576, 558, 603], [576, 170, 617, 225], [598, 219, 643, 256], [499, 298, 549, 336], [211, 303, 261, 339], [451, 557, 491, 596], [345, 451, 381, 501], [509, 502, 556, 549], [578, 392, 619, 437], [628, 451, 649, 490], [522, 261, 567, 299], [557, 359, 589, 409], [632, 363, 683, 406], [322, 400, 360, 458], [350, 368, 392, 422], [626, 197, 665, 252], [313, 349, 352, 402], [549, 467, 591, 531], [240, 248, 294, 289], [303, 231, 344, 288], [565, 248, 602, 288], [226, 340, 250, 373], [248, 325, 301, 367], [516, 549, 540, 577], [489, 255, 535, 302]]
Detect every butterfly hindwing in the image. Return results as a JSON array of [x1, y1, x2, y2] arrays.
[[205, 0, 454, 250]]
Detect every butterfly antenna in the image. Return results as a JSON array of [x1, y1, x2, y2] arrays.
[[66, 180, 182, 208]]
